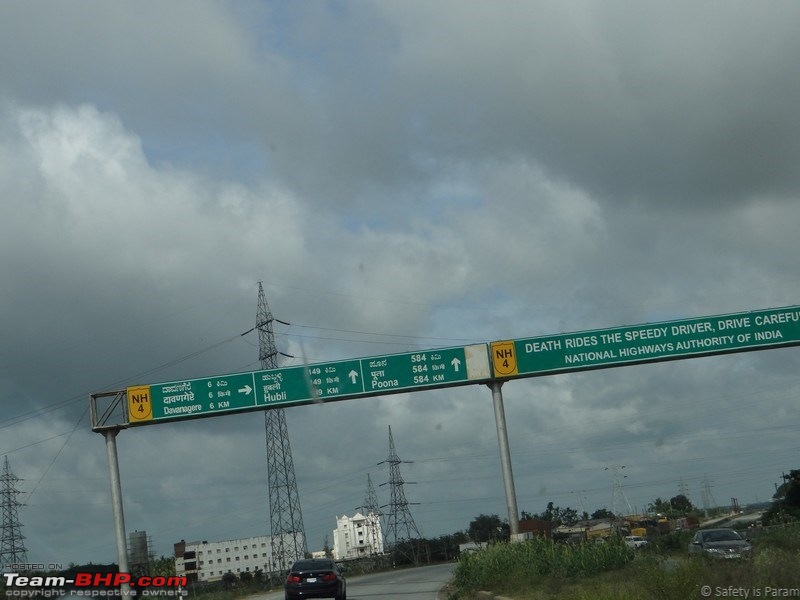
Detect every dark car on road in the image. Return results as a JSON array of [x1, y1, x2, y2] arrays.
[[285, 558, 346, 600], [688, 528, 752, 559]]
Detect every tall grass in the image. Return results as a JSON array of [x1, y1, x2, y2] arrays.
[[452, 538, 633, 592], [450, 524, 800, 600]]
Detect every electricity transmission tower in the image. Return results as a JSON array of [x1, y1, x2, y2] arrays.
[[1, 456, 28, 566], [701, 475, 718, 516], [362, 474, 381, 517], [678, 477, 691, 502], [606, 465, 633, 516], [357, 474, 383, 556], [379, 426, 421, 564], [257, 283, 307, 573]]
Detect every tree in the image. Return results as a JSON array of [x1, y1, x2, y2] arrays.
[[558, 507, 580, 526], [427, 532, 469, 561], [669, 494, 694, 515], [778, 469, 800, 509], [524, 502, 581, 527], [222, 571, 237, 589], [591, 508, 614, 520], [765, 469, 800, 524], [323, 535, 333, 558], [253, 568, 264, 588], [647, 497, 672, 515], [468, 514, 508, 543], [150, 556, 176, 578]]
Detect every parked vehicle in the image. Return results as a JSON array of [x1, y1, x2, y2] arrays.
[[285, 558, 346, 600], [688, 528, 752, 559], [624, 535, 648, 549]]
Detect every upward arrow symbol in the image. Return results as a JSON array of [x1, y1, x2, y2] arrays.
[[451, 358, 461, 372]]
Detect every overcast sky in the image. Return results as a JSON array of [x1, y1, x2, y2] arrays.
[[2, 1, 800, 566]]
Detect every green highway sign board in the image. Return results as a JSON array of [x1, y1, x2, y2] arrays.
[[126, 344, 492, 426], [491, 305, 800, 379], [113, 304, 800, 430]]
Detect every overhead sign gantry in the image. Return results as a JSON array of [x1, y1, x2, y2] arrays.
[[93, 304, 800, 431], [90, 303, 800, 577]]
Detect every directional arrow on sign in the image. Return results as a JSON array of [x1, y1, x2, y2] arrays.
[[349, 370, 359, 384], [239, 385, 253, 395], [451, 357, 461, 371]]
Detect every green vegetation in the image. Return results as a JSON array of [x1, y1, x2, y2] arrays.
[[187, 570, 270, 600], [646, 494, 695, 519], [646, 529, 694, 554], [469, 514, 511, 543], [451, 537, 633, 596], [449, 524, 800, 600], [764, 469, 800, 524]]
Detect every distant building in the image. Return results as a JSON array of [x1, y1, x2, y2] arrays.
[[458, 542, 487, 554], [554, 519, 617, 541], [517, 518, 553, 540], [175, 532, 304, 583], [129, 530, 152, 577], [332, 512, 383, 560]]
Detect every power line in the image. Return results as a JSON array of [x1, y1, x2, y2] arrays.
[[24, 405, 89, 504], [0, 333, 245, 432]]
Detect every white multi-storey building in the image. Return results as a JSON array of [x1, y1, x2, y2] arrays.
[[175, 532, 304, 582], [332, 512, 383, 560]]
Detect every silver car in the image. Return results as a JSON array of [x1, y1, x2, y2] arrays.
[[688, 528, 752, 559]]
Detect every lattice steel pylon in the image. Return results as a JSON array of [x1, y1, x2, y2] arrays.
[[379, 426, 421, 563], [606, 465, 633, 517], [362, 474, 381, 517], [701, 474, 718, 516], [358, 474, 383, 556], [1, 456, 28, 566], [258, 283, 307, 573]]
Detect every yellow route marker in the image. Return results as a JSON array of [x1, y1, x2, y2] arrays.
[[127, 385, 153, 423], [491, 341, 518, 377]]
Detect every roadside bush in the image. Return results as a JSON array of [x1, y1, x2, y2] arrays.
[[750, 522, 800, 553], [649, 529, 693, 554]]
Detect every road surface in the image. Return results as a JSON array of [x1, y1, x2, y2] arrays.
[[249, 563, 456, 600]]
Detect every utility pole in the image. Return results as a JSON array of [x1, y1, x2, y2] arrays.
[[257, 283, 307, 575], [1, 456, 28, 567]]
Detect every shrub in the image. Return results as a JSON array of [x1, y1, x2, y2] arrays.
[[650, 530, 693, 554]]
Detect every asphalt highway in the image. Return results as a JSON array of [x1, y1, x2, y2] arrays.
[[249, 562, 456, 600]]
